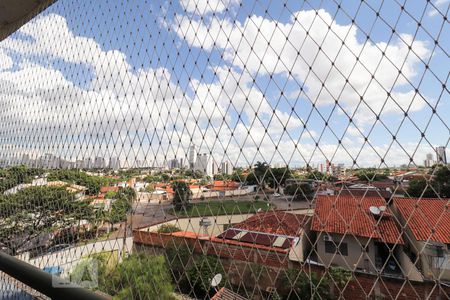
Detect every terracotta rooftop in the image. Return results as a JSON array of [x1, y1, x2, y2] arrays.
[[211, 287, 248, 300], [213, 180, 240, 188], [394, 198, 450, 244], [100, 186, 119, 193], [311, 196, 403, 245], [215, 212, 309, 251], [335, 188, 392, 199], [233, 211, 310, 236]]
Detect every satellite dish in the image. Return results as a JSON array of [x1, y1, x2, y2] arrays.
[[378, 206, 387, 212], [369, 206, 380, 216], [211, 273, 222, 287]]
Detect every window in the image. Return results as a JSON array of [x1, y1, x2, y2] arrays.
[[325, 241, 348, 256], [339, 243, 349, 256], [433, 256, 450, 270], [325, 241, 336, 254]]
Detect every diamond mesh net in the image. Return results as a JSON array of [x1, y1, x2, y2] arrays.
[[0, 0, 449, 299]]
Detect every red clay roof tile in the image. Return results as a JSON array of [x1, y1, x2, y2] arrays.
[[233, 211, 310, 236], [394, 198, 450, 244], [311, 195, 403, 244]]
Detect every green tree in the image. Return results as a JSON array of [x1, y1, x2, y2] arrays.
[[157, 224, 181, 234], [161, 173, 170, 182], [108, 197, 131, 224], [214, 174, 225, 180], [407, 179, 437, 198], [186, 256, 226, 298], [328, 267, 352, 297], [284, 183, 314, 201], [355, 168, 388, 181], [231, 168, 246, 183], [281, 270, 330, 300], [171, 181, 192, 211], [0, 186, 94, 254], [433, 166, 450, 198], [105, 191, 117, 199], [116, 186, 136, 201], [0, 166, 44, 193], [76, 253, 175, 299], [165, 243, 191, 285], [253, 161, 269, 188], [306, 170, 326, 181], [48, 169, 113, 195], [266, 167, 292, 191], [144, 175, 162, 183]]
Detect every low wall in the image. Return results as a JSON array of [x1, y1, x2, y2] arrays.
[[133, 230, 450, 299]]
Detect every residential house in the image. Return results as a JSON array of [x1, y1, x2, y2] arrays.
[[394, 198, 450, 281], [311, 196, 404, 275], [134, 211, 312, 263], [216, 211, 312, 262]]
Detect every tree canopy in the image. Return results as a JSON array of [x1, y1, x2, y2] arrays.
[[284, 183, 314, 201], [75, 253, 175, 300], [107, 187, 135, 225], [407, 166, 450, 198], [0, 186, 94, 254], [48, 169, 114, 195], [171, 181, 192, 211], [0, 166, 44, 193]]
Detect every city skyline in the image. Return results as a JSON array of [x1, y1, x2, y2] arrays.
[[0, 1, 448, 169], [1, 144, 448, 171], [0, 1, 448, 299]]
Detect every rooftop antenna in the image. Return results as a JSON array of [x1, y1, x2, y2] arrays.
[[210, 273, 223, 292], [369, 206, 381, 217]]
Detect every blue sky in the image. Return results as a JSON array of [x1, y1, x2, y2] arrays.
[[0, 0, 448, 168]]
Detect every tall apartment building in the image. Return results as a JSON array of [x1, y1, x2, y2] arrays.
[[194, 153, 218, 177], [436, 146, 447, 165], [168, 158, 181, 170], [109, 157, 120, 170], [82, 158, 92, 169], [424, 153, 434, 168], [94, 157, 106, 169], [220, 161, 233, 175], [188, 145, 197, 169]]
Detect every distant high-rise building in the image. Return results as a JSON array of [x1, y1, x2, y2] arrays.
[[82, 158, 92, 169], [168, 158, 180, 170], [436, 146, 447, 165], [40, 153, 60, 169], [76, 160, 84, 169], [194, 153, 208, 174], [21, 154, 30, 166], [109, 157, 120, 170], [60, 159, 75, 169], [424, 153, 434, 168], [188, 145, 197, 169], [194, 153, 217, 177], [179, 158, 184, 168], [221, 161, 233, 175], [135, 159, 144, 168], [211, 160, 219, 176], [94, 157, 106, 169]]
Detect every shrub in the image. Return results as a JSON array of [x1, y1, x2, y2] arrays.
[[157, 224, 181, 234]]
